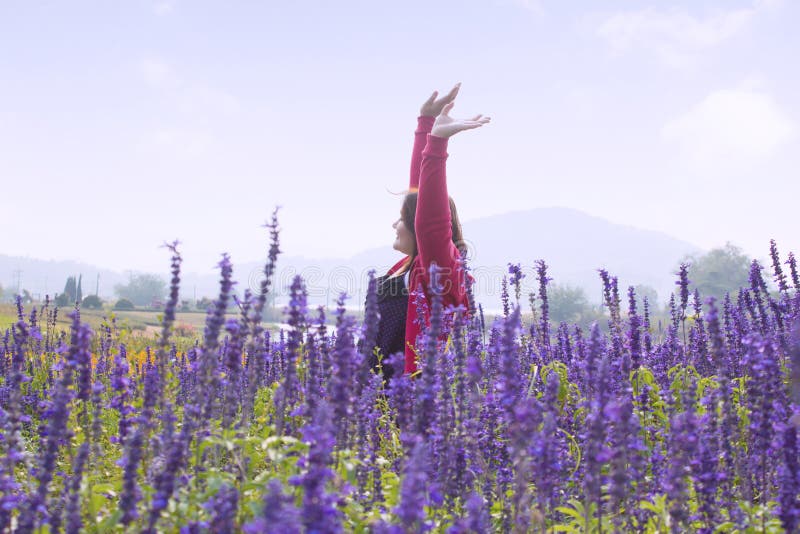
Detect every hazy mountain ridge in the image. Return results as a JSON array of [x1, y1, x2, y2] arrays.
[[2, 208, 702, 308]]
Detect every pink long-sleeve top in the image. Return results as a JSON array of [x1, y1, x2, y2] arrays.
[[387, 116, 471, 374]]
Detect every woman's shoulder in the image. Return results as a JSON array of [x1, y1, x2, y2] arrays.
[[411, 244, 468, 274], [387, 257, 409, 277], [409, 248, 472, 298]]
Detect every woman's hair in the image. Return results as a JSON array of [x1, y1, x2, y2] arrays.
[[396, 191, 466, 276]]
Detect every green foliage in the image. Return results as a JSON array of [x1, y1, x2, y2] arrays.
[[5, 284, 798, 533], [735, 501, 784, 533], [640, 494, 671, 532], [542, 361, 575, 411], [632, 366, 668, 430], [633, 284, 659, 309], [114, 273, 167, 306], [56, 275, 81, 306], [81, 294, 103, 310], [20, 289, 34, 305], [64, 275, 77, 302], [554, 499, 612, 533], [681, 242, 751, 302], [196, 296, 213, 311], [113, 298, 135, 310], [548, 284, 597, 324]]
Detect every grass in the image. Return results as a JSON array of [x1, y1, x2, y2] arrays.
[[0, 303, 280, 337]]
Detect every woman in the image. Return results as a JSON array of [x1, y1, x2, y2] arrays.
[[369, 84, 490, 380]]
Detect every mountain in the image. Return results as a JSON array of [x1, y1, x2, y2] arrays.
[[240, 207, 702, 310], [1, 207, 702, 310], [460, 207, 702, 306]]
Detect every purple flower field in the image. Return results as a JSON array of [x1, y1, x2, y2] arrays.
[[2, 213, 800, 533]]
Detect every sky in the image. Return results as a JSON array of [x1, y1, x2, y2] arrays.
[[1, 0, 798, 277]]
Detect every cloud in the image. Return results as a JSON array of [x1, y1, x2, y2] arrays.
[[596, 4, 760, 67], [138, 57, 239, 116], [179, 86, 240, 116], [662, 85, 795, 170], [153, 2, 174, 16], [139, 58, 177, 89], [150, 127, 213, 157], [507, 0, 543, 14], [137, 57, 240, 156]]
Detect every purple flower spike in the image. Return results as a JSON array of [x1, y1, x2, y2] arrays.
[[786, 252, 800, 293], [497, 306, 522, 421], [743, 333, 785, 498], [447, 492, 490, 533], [508, 263, 525, 305], [663, 380, 698, 530], [778, 421, 800, 533], [536, 260, 552, 353], [222, 312, 248, 428], [65, 442, 89, 534], [790, 321, 800, 405], [770, 240, 790, 296], [111, 344, 133, 445], [119, 428, 144, 526], [359, 270, 381, 386], [675, 263, 691, 322], [197, 254, 235, 423], [583, 352, 610, 528], [243, 479, 301, 534], [627, 286, 642, 370], [291, 401, 342, 533], [500, 276, 510, 318], [155, 240, 182, 410], [414, 263, 444, 438], [394, 440, 432, 532], [329, 293, 357, 448], [748, 260, 770, 333], [18, 311, 86, 532], [206, 484, 239, 533], [241, 207, 282, 429]]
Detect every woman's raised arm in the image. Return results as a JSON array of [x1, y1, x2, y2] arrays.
[[415, 101, 490, 292], [409, 84, 460, 190]]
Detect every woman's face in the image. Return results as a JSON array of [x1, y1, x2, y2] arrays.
[[392, 215, 415, 256]]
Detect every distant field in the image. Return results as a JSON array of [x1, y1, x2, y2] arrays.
[[0, 303, 279, 337]]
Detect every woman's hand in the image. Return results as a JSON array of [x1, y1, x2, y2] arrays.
[[420, 83, 461, 117], [431, 102, 491, 139]]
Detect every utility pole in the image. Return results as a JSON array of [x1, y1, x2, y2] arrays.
[[96, 273, 100, 296], [12, 269, 22, 295]]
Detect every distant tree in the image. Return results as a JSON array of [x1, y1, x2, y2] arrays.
[[21, 289, 34, 305], [76, 274, 83, 303], [114, 274, 167, 307], [82, 295, 103, 310], [548, 284, 592, 323], [681, 243, 751, 302], [62, 276, 77, 303], [196, 297, 213, 311], [633, 284, 659, 311], [0, 284, 4, 302], [113, 298, 135, 311]]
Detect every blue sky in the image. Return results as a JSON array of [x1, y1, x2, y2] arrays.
[[1, 0, 797, 274]]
